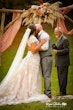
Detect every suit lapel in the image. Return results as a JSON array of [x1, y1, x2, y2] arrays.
[[56, 36, 63, 47]]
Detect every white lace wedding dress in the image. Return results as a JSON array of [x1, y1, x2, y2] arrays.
[[0, 35, 50, 106]]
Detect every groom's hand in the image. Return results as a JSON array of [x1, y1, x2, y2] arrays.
[[28, 45, 34, 51], [40, 39, 47, 44]]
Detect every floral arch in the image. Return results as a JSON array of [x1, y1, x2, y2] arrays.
[[0, 1, 73, 53]]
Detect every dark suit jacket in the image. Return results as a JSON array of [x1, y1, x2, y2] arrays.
[[55, 35, 70, 67]]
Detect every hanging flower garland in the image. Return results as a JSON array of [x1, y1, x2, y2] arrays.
[[21, 2, 64, 27]]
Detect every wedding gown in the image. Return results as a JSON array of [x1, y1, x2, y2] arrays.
[[0, 35, 50, 106]]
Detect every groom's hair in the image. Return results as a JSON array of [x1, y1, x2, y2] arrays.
[[29, 24, 36, 35]]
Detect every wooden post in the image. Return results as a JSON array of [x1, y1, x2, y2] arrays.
[[0, 8, 5, 65]]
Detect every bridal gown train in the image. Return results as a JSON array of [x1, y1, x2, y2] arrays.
[[0, 35, 50, 106]]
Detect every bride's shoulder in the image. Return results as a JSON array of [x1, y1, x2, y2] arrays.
[[28, 35, 38, 43], [29, 35, 36, 39]]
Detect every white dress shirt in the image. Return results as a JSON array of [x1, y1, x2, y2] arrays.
[[38, 30, 50, 51]]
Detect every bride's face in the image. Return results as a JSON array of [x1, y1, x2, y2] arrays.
[[33, 31, 36, 36], [35, 31, 38, 38]]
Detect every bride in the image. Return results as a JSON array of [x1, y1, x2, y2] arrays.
[[0, 24, 50, 106]]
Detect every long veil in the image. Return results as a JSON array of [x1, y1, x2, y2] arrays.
[[0, 28, 31, 91]]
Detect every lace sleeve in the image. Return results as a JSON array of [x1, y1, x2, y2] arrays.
[[27, 35, 39, 46]]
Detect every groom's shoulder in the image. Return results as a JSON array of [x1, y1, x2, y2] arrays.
[[42, 30, 50, 38]]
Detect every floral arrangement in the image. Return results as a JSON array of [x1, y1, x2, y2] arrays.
[[21, 2, 64, 27]]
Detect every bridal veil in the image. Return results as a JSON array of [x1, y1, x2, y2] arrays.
[[0, 28, 31, 92]]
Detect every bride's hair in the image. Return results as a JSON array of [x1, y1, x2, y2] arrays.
[[28, 24, 36, 36]]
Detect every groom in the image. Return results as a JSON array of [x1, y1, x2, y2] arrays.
[[30, 24, 52, 98]]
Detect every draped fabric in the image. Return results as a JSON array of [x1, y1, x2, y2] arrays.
[[57, 18, 73, 35], [58, 4, 73, 15], [57, 4, 73, 35], [0, 12, 22, 53]]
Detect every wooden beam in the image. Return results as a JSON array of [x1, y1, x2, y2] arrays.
[[0, 8, 24, 13], [0, 10, 5, 65], [0, 12, 5, 36]]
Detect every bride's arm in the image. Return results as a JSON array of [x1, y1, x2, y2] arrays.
[[28, 39, 47, 54]]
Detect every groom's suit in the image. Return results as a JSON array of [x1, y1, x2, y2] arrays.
[[55, 35, 70, 95], [38, 30, 52, 97]]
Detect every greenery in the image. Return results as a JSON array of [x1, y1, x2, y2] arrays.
[[0, 99, 73, 110], [0, 22, 73, 109]]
